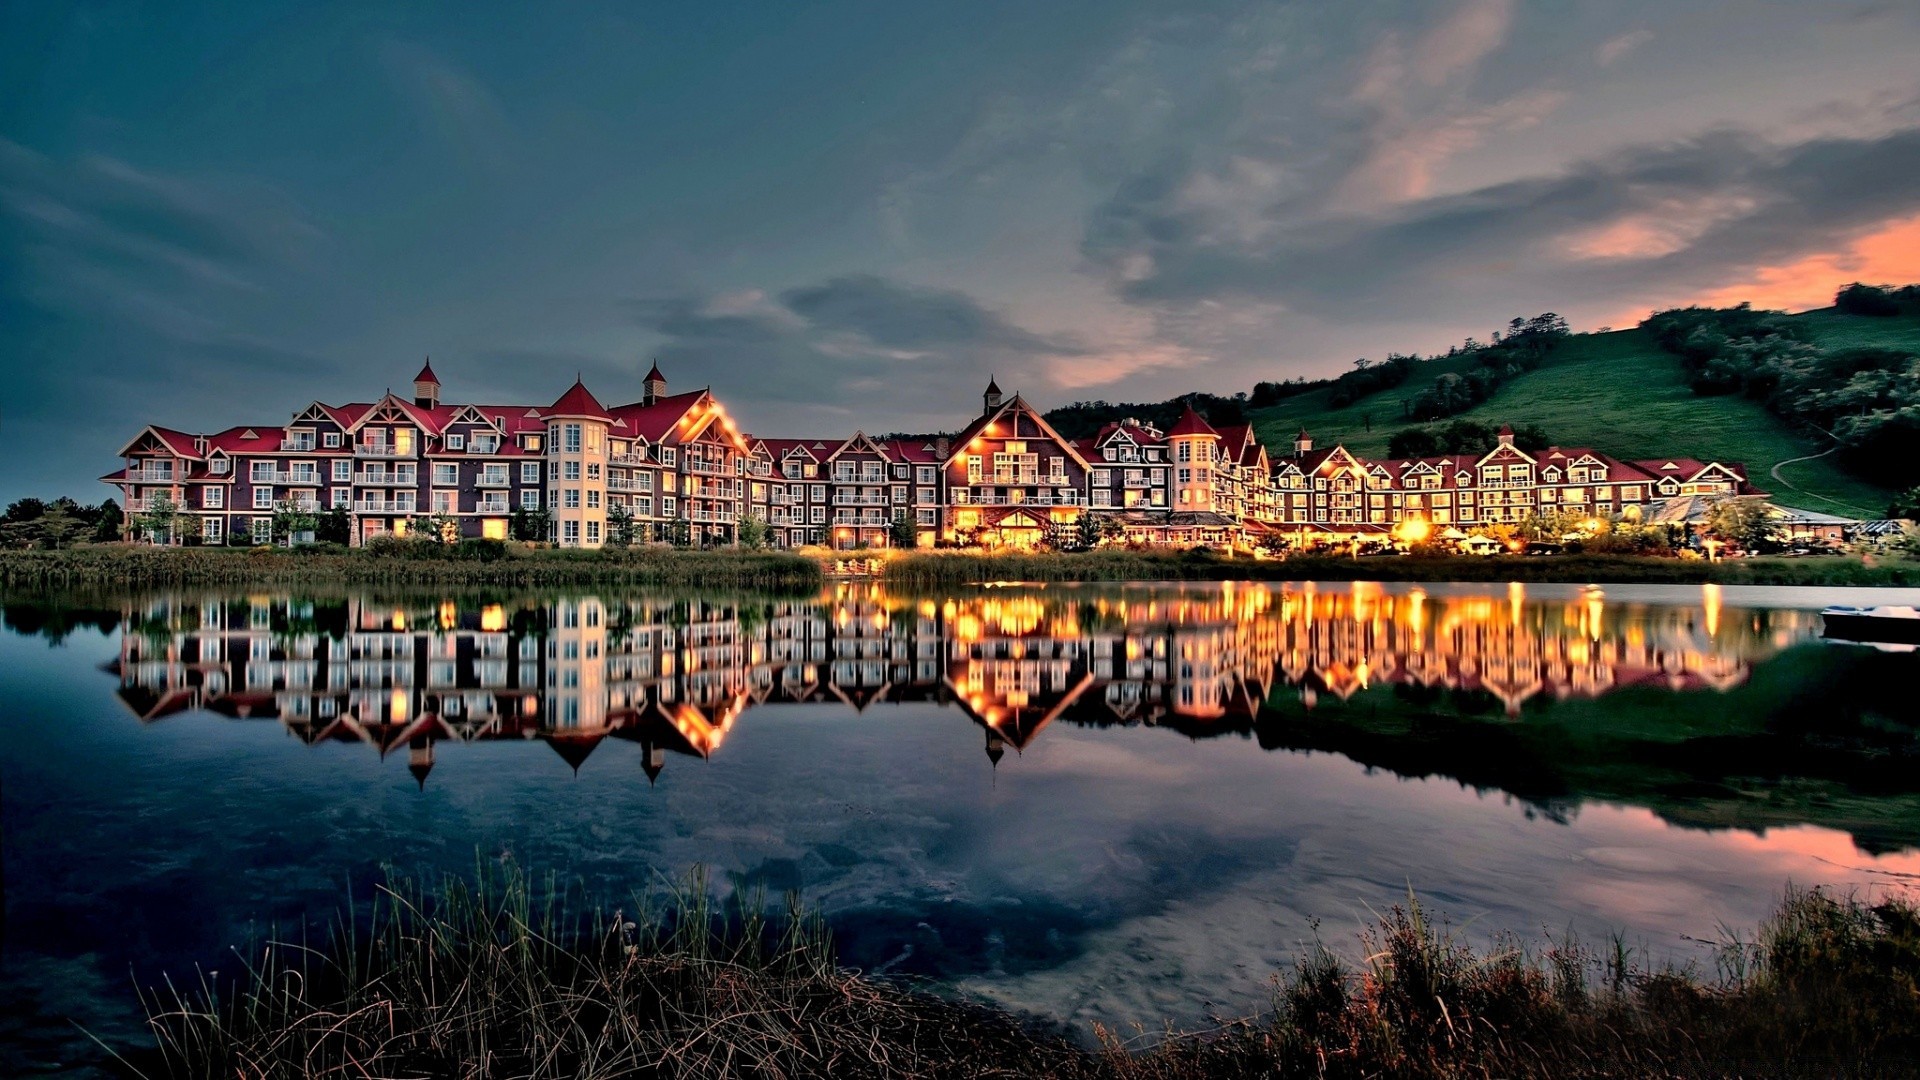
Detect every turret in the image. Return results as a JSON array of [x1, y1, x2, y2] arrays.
[[1294, 427, 1313, 456], [1497, 424, 1515, 449], [983, 376, 1003, 415], [643, 361, 667, 407], [414, 360, 441, 409]]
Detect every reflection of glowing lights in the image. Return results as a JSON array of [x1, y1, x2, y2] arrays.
[[1702, 583, 1722, 638], [391, 610, 407, 631], [391, 688, 409, 722], [481, 604, 505, 632], [1508, 582, 1525, 627]]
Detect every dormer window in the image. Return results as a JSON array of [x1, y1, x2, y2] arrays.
[[447, 434, 465, 451]]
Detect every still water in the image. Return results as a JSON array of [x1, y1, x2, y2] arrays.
[[3, 580, 1919, 1070]]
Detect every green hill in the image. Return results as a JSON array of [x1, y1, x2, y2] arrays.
[[1247, 309, 1920, 518]]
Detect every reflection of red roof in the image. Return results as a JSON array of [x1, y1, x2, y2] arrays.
[[546, 380, 611, 420], [1166, 405, 1218, 438]]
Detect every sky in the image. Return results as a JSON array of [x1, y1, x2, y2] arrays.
[[4, 0, 1919, 501]]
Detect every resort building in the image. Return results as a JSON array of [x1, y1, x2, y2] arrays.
[[105, 364, 1764, 551]]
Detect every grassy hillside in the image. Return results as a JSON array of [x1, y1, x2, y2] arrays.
[[1248, 310, 1920, 517]]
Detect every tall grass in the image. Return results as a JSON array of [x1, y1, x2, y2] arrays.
[[126, 861, 1078, 1079], [883, 550, 1919, 588], [0, 546, 823, 592], [115, 869, 1920, 1078]]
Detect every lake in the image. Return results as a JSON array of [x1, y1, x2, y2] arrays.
[[3, 579, 1919, 1073]]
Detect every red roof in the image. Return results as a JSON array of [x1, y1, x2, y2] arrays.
[[415, 360, 439, 384], [545, 380, 611, 420], [608, 389, 710, 441], [645, 361, 666, 383], [1165, 405, 1219, 438]]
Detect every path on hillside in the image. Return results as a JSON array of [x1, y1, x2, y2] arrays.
[[1768, 445, 1876, 517]]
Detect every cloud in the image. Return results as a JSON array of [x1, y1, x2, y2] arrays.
[[1084, 118, 1920, 325], [1594, 29, 1653, 67], [631, 274, 1189, 434]]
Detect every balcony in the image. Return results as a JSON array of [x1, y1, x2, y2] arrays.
[[353, 444, 410, 458], [475, 474, 511, 487], [279, 440, 317, 452], [831, 492, 891, 506], [686, 458, 730, 475], [610, 451, 650, 466], [356, 471, 418, 486], [689, 509, 736, 524], [954, 492, 1083, 506], [355, 500, 417, 514], [607, 476, 649, 492], [476, 500, 511, 515], [831, 512, 890, 526], [269, 471, 322, 486], [125, 468, 179, 484]]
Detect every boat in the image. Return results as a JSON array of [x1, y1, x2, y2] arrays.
[[1820, 605, 1920, 645]]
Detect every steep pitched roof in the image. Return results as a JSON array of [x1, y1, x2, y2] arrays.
[[546, 380, 611, 420], [1165, 404, 1219, 438], [414, 359, 439, 384]]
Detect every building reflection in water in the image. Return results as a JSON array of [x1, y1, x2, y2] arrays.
[[106, 582, 1817, 785]]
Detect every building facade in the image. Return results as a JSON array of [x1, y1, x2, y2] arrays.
[[106, 366, 1763, 551]]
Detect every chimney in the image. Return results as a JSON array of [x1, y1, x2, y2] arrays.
[[935, 436, 951, 458]]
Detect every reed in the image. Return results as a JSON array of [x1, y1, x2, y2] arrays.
[[0, 546, 824, 592], [882, 550, 1919, 588], [116, 869, 1920, 1079]]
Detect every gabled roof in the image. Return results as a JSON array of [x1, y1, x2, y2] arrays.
[[546, 379, 611, 420], [117, 425, 205, 459], [828, 431, 892, 461], [945, 393, 1089, 468]]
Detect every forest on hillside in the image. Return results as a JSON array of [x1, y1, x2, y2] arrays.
[[1044, 284, 1920, 498]]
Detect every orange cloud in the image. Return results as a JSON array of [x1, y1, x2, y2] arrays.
[[1685, 213, 1920, 312]]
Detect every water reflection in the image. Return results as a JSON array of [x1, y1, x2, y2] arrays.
[[106, 581, 1818, 785]]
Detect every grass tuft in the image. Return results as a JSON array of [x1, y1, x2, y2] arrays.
[[116, 868, 1920, 1078]]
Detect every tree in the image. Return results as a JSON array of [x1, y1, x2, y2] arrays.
[[738, 513, 771, 550], [509, 507, 551, 542], [4, 498, 46, 524], [93, 499, 124, 543], [315, 507, 351, 545], [1074, 510, 1105, 552], [1703, 497, 1775, 552], [35, 504, 89, 549], [887, 511, 917, 550], [1836, 282, 1901, 317], [138, 493, 181, 545], [607, 502, 636, 548], [1890, 487, 1920, 520], [272, 499, 320, 546], [413, 511, 458, 546], [666, 519, 693, 549]]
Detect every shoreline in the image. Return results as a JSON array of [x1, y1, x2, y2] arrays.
[[881, 550, 1919, 588], [3, 546, 1916, 595]]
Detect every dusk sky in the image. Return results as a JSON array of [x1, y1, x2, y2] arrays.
[[5, 0, 1919, 501]]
